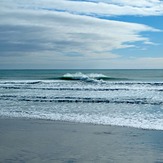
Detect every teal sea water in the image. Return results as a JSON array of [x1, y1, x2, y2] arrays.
[[0, 69, 163, 130], [0, 69, 163, 81]]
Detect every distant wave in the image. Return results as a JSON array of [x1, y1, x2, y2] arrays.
[[60, 72, 128, 82]]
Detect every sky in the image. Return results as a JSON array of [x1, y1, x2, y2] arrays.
[[0, 0, 163, 69]]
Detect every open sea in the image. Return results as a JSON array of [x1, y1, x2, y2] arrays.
[[0, 69, 163, 130]]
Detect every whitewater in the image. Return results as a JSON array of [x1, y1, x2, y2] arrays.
[[0, 70, 163, 130]]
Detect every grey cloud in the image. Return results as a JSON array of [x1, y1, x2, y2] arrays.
[[0, 8, 157, 58], [0, 25, 53, 55]]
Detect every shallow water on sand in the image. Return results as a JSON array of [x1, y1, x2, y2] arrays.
[[0, 119, 163, 163]]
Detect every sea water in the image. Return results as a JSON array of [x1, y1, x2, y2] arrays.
[[0, 69, 163, 130]]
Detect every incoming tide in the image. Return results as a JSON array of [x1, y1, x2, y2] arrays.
[[0, 69, 163, 130]]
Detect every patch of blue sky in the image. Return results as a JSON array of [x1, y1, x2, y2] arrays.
[[114, 32, 163, 57], [110, 25, 162, 56], [144, 31, 163, 44], [112, 40, 163, 58], [98, 15, 163, 30], [99, 15, 163, 57]]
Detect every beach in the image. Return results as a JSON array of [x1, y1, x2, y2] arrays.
[[0, 69, 163, 162], [0, 118, 163, 163], [1, 0, 163, 160]]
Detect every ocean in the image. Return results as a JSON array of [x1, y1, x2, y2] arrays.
[[0, 69, 163, 130]]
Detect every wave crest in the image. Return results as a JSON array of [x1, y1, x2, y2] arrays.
[[61, 72, 110, 82]]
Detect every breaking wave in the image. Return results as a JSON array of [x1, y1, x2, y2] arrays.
[[60, 72, 127, 82]]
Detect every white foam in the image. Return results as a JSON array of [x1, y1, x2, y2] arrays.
[[0, 101, 163, 130], [1, 79, 163, 131], [1, 111, 163, 131]]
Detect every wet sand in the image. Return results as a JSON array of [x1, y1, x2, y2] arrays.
[[0, 118, 163, 163]]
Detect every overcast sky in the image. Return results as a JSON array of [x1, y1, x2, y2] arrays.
[[0, 0, 163, 69]]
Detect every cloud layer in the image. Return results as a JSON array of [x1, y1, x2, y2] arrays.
[[0, 0, 163, 68]]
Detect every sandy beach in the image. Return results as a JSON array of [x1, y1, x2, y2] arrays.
[[0, 118, 163, 163]]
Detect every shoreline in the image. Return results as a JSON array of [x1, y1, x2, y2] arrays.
[[0, 117, 163, 163], [1, 115, 163, 131]]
